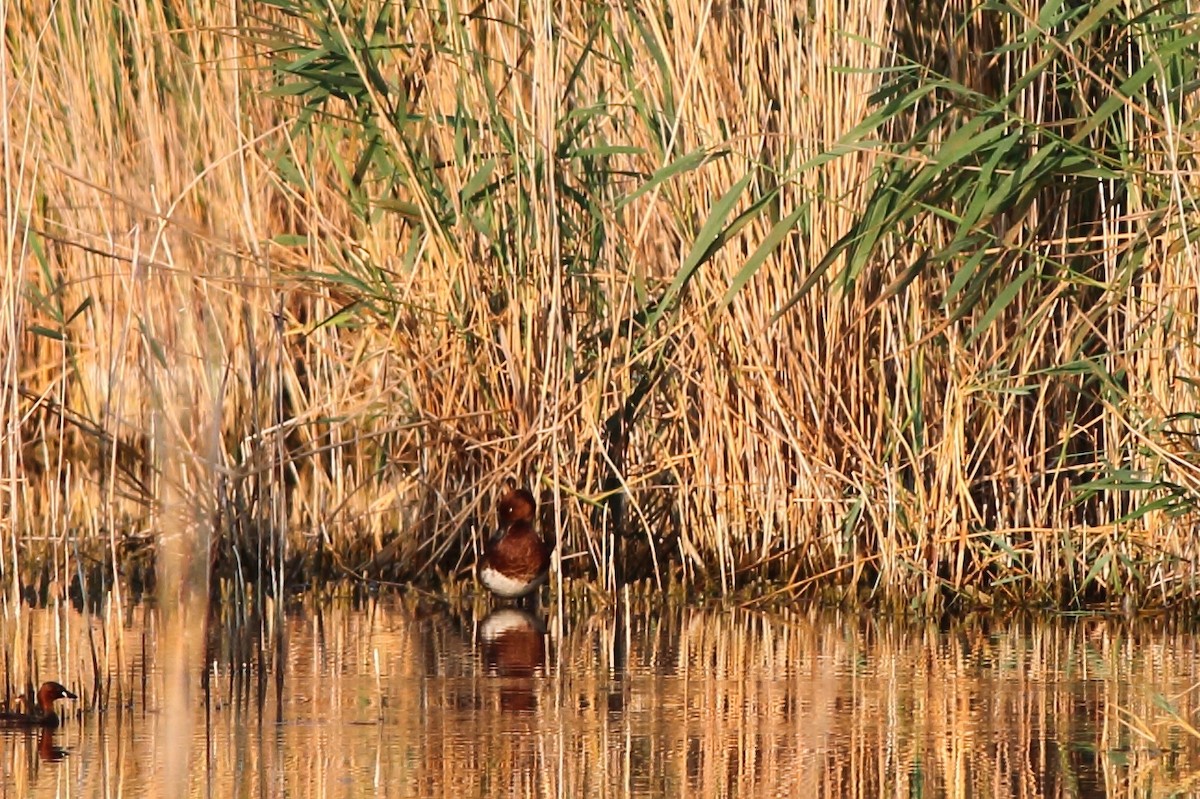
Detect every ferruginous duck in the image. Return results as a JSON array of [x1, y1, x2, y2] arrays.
[[479, 487, 552, 600]]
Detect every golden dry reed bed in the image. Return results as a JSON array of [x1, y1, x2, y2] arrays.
[[3, 0, 1200, 608], [3, 599, 1200, 797]]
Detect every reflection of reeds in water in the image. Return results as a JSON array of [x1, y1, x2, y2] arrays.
[[4, 602, 1200, 796], [0, 596, 141, 714]]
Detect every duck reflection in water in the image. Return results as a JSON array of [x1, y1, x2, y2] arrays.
[[0, 727, 70, 764], [479, 608, 547, 713], [37, 729, 68, 762]]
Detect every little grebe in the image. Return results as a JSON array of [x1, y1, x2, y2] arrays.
[[0, 682, 76, 728], [480, 487, 552, 599]]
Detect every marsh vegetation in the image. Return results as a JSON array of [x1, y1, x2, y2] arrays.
[[3, 1, 1200, 611]]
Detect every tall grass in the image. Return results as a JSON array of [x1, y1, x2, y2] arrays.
[[2, 0, 1199, 608]]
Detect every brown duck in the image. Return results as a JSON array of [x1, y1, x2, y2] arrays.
[[480, 487, 552, 599]]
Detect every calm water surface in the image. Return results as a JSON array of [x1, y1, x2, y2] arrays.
[[2, 598, 1198, 798]]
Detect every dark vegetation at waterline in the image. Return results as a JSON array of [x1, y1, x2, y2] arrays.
[[5, 1, 1200, 612]]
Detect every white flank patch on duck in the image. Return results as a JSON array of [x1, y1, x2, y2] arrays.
[[480, 566, 545, 598]]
